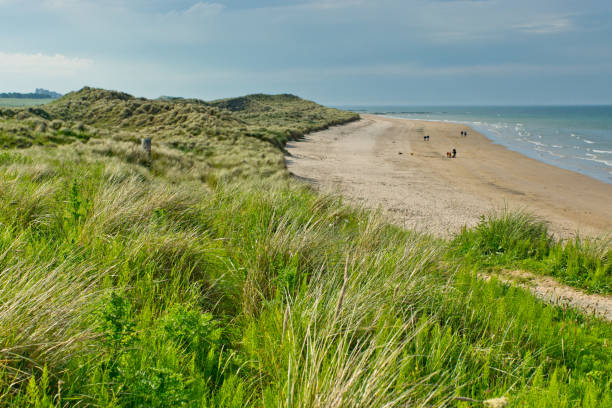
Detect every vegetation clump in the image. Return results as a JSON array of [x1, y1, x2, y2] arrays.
[[451, 208, 612, 294]]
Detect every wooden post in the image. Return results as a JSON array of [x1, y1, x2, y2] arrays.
[[141, 138, 152, 158]]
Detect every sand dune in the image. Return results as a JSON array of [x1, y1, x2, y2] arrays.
[[286, 114, 612, 238]]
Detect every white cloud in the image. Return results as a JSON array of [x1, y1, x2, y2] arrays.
[[183, 2, 224, 16], [42, 0, 78, 8], [297, 0, 365, 10], [514, 17, 573, 34], [160, 2, 224, 19], [0, 52, 92, 75]]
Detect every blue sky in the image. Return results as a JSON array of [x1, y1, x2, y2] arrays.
[[1, 0, 611, 105]]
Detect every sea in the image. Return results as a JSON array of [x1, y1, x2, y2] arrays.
[[335, 105, 612, 185]]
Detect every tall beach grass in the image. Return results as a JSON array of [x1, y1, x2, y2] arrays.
[[0, 89, 609, 407]]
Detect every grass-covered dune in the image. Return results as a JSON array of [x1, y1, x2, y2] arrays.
[[0, 87, 357, 182], [0, 88, 610, 407]]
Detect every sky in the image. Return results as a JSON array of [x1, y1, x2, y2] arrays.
[[1, 0, 611, 105]]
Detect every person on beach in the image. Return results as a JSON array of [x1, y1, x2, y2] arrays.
[[452, 148, 457, 158]]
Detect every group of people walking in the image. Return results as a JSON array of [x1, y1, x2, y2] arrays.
[[420, 130, 464, 158]]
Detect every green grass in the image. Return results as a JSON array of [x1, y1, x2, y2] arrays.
[[0, 98, 54, 107], [450, 208, 612, 294], [0, 87, 358, 182], [0, 88, 610, 407]]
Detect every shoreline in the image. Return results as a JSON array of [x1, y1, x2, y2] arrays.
[[378, 114, 612, 186], [379, 113, 611, 185], [286, 114, 612, 238]]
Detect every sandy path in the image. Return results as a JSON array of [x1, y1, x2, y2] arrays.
[[491, 270, 612, 321], [286, 114, 612, 239]]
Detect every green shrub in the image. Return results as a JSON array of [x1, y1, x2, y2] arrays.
[[541, 237, 612, 293], [450, 208, 612, 294], [160, 305, 227, 383], [453, 208, 552, 261]]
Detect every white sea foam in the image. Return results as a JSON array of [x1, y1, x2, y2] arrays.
[[593, 149, 612, 154], [545, 150, 566, 158], [580, 156, 612, 167], [527, 140, 547, 147], [583, 139, 595, 144]]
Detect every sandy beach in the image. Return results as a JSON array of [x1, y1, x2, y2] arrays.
[[286, 114, 612, 238]]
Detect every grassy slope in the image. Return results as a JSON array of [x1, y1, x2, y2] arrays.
[[450, 210, 612, 294], [0, 88, 610, 407]]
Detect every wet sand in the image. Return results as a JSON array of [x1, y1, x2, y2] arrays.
[[286, 114, 612, 238]]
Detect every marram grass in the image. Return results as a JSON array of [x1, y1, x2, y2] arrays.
[[451, 207, 612, 294], [0, 88, 609, 407]]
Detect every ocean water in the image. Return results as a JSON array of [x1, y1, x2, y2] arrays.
[[337, 105, 612, 184]]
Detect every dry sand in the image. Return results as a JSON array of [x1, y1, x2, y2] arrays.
[[286, 114, 612, 239]]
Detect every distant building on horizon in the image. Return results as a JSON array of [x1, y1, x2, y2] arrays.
[[0, 88, 63, 99]]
